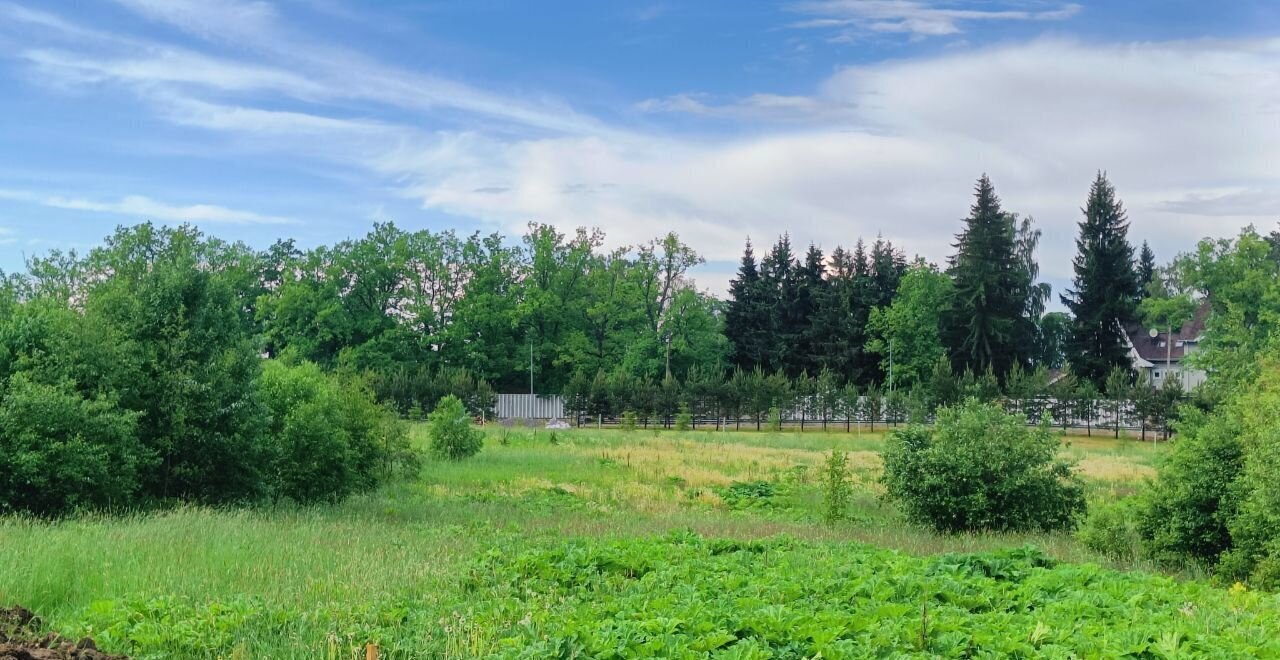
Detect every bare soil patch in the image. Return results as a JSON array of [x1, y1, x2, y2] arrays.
[[0, 606, 125, 660]]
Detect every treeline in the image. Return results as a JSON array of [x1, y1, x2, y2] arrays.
[[563, 360, 1188, 436], [722, 174, 1161, 391], [255, 223, 724, 393]]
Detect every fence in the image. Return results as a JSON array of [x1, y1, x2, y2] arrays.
[[494, 393, 565, 420], [491, 394, 1170, 438]]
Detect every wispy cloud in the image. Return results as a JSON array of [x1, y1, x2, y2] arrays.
[[101, 0, 619, 138], [0, 190, 297, 225], [790, 1, 1081, 39], [0, 227, 15, 246]]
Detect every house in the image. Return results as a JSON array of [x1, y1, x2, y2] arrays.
[[1125, 302, 1210, 390]]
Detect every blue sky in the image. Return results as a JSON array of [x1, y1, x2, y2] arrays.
[[3, 1, 1280, 297]]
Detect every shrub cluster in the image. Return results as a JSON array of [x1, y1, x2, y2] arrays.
[[1136, 360, 1280, 587], [0, 226, 412, 516], [880, 399, 1085, 533]]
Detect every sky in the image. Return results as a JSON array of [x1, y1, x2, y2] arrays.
[[2, 1, 1280, 300]]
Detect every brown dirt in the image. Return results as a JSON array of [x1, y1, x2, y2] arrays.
[[0, 606, 126, 660]]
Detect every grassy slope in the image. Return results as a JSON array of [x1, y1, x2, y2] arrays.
[[0, 426, 1247, 658]]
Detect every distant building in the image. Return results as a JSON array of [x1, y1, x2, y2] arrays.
[[1125, 303, 1210, 389]]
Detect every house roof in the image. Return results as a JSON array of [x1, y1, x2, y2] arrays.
[[1125, 301, 1210, 363]]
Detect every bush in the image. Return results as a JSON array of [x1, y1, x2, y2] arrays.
[[766, 406, 782, 432], [1136, 406, 1242, 566], [429, 394, 483, 460], [880, 399, 1085, 533], [258, 361, 411, 503], [0, 374, 143, 516], [822, 450, 852, 525], [675, 404, 692, 431], [621, 410, 638, 432], [1078, 497, 1144, 560]]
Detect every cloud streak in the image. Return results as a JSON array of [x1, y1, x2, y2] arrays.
[[0, 190, 297, 225], [790, 1, 1081, 38]]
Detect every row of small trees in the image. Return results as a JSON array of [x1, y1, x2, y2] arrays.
[[562, 360, 1188, 438]]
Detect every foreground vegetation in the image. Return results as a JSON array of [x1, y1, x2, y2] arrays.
[[10, 425, 1268, 658]]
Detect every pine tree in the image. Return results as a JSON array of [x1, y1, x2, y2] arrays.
[[790, 244, 827, 376], [942, 175, 1027, 379], [870, 236, 907, 307], [1137, 241, 1156, 297], [759, 235, 796, 372], [1061, 172, 1140, 387], [725, 239, 768, 370], [811, 246, 863, 383], [851, 239, 882, 383]]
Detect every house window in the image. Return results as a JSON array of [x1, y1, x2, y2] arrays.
[[1154, 370, 1163, 378], [1158, 341, 1166, 347]]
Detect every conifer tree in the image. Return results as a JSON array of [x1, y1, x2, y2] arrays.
[[1061, 172, 1140, 386], [790, 244, 827, 376], [942, 175, 1027, 379], [759, 235, 796, 371], [1137, 241, 1156, 298], [724, 239, 768, 370], [810, 246, 864, 382]]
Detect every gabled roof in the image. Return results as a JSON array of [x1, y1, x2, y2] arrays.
[[1125, 301, 1210, 363]]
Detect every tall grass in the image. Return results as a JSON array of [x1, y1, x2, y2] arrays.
[[0, 425, 1175, 657]]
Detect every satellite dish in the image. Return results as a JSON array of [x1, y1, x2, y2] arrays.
[[1148, 328, 1159, 338]]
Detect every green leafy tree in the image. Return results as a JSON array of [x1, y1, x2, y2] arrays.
[[1062, 173, 1141, 387], [866, 259, 952, 390], [881, 400, 1085, 533], [1033, 312, 1070, 369]]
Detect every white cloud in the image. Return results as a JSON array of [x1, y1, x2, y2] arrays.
[[7, 3, 1280, 294], [0, 227, 15, 246], [789, 1, 1081, 39], [0, 190, 297, 225]]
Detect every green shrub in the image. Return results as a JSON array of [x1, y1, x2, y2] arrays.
[[675, 404, 692, 431], [766, 406, 782, 432], [428, 395, 483, 460], [258, 361, 411, 502], [716, 480, 779, 509], [822, 450, 852, 525], [1136, 405, 1242, 566], [0, 374, 143, 516], [880, 399, 1085, 533], [1078, 497, 1143, 560], [621, 410, 638, 432]]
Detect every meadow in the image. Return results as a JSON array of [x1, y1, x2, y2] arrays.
[[4, 425, 1275, 658]]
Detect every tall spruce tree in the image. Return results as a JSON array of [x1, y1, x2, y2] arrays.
[[725, 239, 769, 369], [942, 175, 1027, 379], [758, 235, 797, 371], [790, 244, 828, 376], [1137, 241, 1156, 297], [810, 246, 864, 383], [1061, 172, 1140, 387]]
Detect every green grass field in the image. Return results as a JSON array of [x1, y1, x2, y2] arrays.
[[5, 426, 1273, 658]]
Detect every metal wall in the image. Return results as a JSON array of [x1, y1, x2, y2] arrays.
[[494, 394, 565, 420]]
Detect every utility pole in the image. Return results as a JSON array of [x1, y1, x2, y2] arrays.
[[529, 339, 534, 396], [888, 337, 894, 393]]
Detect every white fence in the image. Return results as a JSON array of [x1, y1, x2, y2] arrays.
[[491, 393, 1169, 437], [494, 393, 565, 420]]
